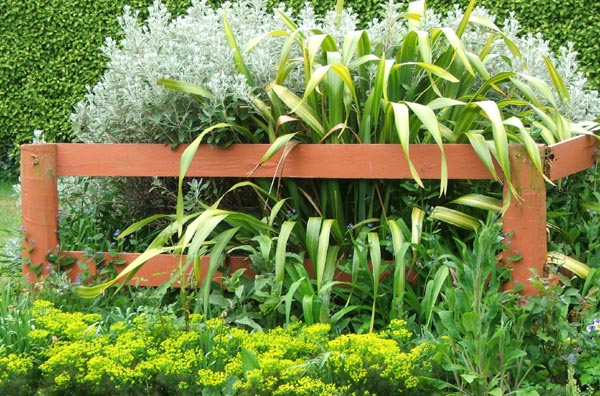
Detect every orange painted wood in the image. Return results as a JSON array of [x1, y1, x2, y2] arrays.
[[547, 135, 599, 180], [20, 145, 59, 283], [502, 145, 547, 296], [63, 251, 255, 287], [20, 139, 597, 295], [59, 251, 400, 287], [50, 143, 497, 180]]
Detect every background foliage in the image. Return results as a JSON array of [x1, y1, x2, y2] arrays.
[[290, 0, 600, 91], [0, 0, 598, 180], [0, 0, 193, 180]]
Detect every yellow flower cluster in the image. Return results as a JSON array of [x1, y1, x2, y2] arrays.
[[21, 301, 432, 395], [272, 376, 340, 396], [197, 368, 228, 388], [383, 319, 413, 344], [326, 328, 432, 392], [0, 353, 34, 382], [33, 300, 101, 341]]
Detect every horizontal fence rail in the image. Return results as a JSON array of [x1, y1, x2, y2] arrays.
[[21, 136, 599, 296], [54, 143, 498, 179]]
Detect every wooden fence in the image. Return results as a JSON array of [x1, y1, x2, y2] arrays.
[[21, 135, 598, 295]]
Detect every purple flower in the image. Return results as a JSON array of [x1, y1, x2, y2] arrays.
[[586, 318, 600, 332]]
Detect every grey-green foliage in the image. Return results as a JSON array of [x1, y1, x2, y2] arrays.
[[72, 0, 369, 145], [74, 0, 599, 146], [73, 0, 285, 144]]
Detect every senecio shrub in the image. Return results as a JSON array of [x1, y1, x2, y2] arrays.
[[3, 300, 433, 396]]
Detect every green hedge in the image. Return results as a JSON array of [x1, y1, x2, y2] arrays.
[[1, 0, 598, 180], [427, 0, 600, 89], [0, 0, 193, 180], [293, 0, 599, 90]]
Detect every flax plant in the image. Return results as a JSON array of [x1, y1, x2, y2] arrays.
[[77, 0, 599, 330], [161, 0, 598, 228]]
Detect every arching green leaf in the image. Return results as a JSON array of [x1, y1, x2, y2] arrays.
[[270, 84, 325, 138], [451, 194, 502, 212], [390, 102, 423, 187], [544, 56, 570, 104], [430, 206, 480, 230], [157, 78, 214, 99], [406, 101, 448, 194]]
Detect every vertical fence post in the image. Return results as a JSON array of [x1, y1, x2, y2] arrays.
[[21, 144, 59, 283], [502, 145, 547, 296]]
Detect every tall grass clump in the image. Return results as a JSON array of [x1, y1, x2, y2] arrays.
[[66, 0, 600, 256], [73, 0, 599, 335], [0, 180, 22, 279]]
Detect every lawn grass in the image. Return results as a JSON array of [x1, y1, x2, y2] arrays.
[[0, 180, 20, 248]]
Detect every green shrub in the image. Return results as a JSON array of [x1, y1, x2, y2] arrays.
[[46, 0, 597, 266], [431, 220, 534, 395], [57, 1, 600, 308], [0, 0, 193, 179], [0, 353, 37, 396], [75, 0, 599, 334], [31, 301, 432, 395]]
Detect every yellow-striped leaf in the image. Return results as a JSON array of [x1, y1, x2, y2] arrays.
[[437, 27, 474, 76], [223, 11, 254, 86], [157, 78, 214, 99], [544, 56, 570, 104], [416, 30, 432, 64], [518, 73, 557, 107], [390, 102, 423, 187], [406, 0, 425, 31], [555, 113, 572, 141], [547, 251, 590, 279], [465, 132, 499, 181], [396, 62, 459, 83], [178, 122, 233, 235], [405, 101, 448, 194], [411, 207, 425, 245], [271, 84, 325, 138], [504, 116, 551, 183], [75, 247, 171, 298], [430, 206, 480, 230], [475, 101, 513, 194], [450, 193, 502, 212]]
